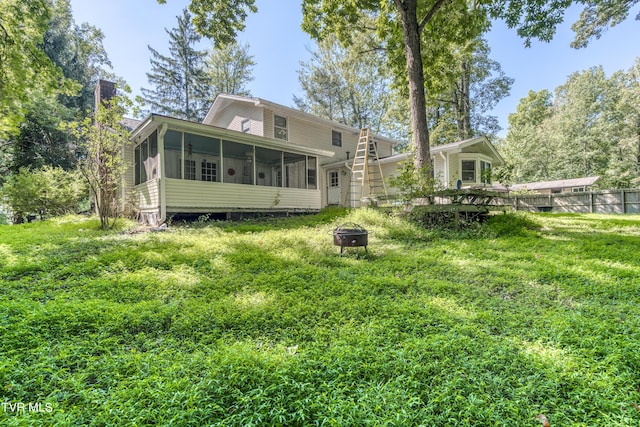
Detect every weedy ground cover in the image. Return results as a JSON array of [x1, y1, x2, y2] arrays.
[[0, 210, 639, 426]]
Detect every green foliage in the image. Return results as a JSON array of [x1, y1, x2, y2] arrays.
[[158, 0, 257, 47], [429, 38, 514, 144], [0, 0, 111, 179], [206, 41, 255, 97], [64, 88, 132, 229], [1, 210, 640, 425], [485, 212, 541, 237], [0, 0, 78, 137], [142, 9, 210, 122], [294, 27, 406, 139], [0, 166, 87, 223], [388, 158, 440, 204], [571, 0, 640, 49], [503, 63, 640, 188]]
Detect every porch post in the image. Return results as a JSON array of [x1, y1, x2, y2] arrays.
[[158, 123, 168, 224]]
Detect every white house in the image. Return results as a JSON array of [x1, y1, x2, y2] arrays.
[[115, 85, 504, 224]]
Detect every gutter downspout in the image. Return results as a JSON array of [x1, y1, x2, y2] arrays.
[[439, 152, 448, 188]]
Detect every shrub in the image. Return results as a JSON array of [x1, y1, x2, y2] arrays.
[[485, 212, 541, 237], [387, 158, 441, 204], [0, 166, 88, 223]]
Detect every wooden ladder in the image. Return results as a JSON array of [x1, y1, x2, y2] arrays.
[[346, 128, 388, 206]]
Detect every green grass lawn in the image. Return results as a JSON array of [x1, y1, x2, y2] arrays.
[[1, 209, 639, 426]]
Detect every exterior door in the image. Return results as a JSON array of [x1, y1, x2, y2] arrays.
[[327, 170, 341, 205]]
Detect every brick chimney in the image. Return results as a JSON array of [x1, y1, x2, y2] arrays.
[[94, 79, 116, 112]]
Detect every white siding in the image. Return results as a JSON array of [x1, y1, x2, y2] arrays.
[[123, 143, 135, 190], [121, 143, 136, 214], [263, 109, 394, 163], [263, 109, 273, 139], [433, 154, 445, 187], [448, 153, 460, 186], [135, 179, 161, 214], [207, 104, 264, 136], [165, 179, 321, 211]]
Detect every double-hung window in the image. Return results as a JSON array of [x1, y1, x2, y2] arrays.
[[274, 115, 288, 140], [461, 160, 476, 182], [332, 130, 342, 147]]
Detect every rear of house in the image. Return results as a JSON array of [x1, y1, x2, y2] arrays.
[[114, 84, 505, 224]]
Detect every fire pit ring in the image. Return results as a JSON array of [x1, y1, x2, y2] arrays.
[[333, 222, 368, 254]]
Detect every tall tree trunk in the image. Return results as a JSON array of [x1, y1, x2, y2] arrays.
[[461, 60, 472, 139], [395, 0, 431, 171]]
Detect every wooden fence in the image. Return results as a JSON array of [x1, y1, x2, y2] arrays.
[[509, 189, 640, 214]]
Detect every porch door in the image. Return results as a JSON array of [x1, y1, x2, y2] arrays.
[[327, 170, 341, 205]]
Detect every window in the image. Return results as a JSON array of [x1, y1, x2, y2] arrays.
[[274, 115, 288, 140], [140, 139, 148, 183], [329, 171, 339, 188], [134, 145, 141, 185], [307, 156, 317, 189], [368, 140, 378, 158], [572, 187, 585, 192], [332, 130, 342, 147], [461, 160, 476, 182], [480, 161, 491, 184], [284, 152, 306, 188], [164, 129, 182, 179], [201, 160, 216, 182], [183, 159, 196, 180], [241, 119, 250, 133], [255, 147, 282, 187]]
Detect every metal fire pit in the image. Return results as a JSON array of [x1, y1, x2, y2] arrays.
[[333, 222, 368, 254]]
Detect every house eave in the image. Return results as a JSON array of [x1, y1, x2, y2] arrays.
[[131, 114, 335, 158], [205, 93, 403, 147]]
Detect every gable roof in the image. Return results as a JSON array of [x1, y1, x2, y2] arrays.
[[371, 136, 504, 167], [510, 176, 600, 191], [203, 93, 402, 146], [121, 117, 142, 132]]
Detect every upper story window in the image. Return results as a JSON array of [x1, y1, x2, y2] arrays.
[[332, 130, 342, 147], [461, 160, 476, 182], [274, 115, 288, 140], [241, 119, 250, 133]]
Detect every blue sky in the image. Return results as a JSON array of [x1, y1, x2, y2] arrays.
[[69, 0, 639, 138]]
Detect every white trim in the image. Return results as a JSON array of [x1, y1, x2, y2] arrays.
[[458, 153, 493, 184]]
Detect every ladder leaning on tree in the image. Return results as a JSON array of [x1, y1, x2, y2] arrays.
[[345, 128, 388, 207]]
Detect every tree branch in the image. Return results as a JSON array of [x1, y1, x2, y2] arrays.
[[418, 0, 449, 34]]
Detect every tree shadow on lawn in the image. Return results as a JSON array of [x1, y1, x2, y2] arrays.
[[3, 217, 640, 425]]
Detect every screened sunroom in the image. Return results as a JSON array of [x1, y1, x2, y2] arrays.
[[128, 115, 333, 225]]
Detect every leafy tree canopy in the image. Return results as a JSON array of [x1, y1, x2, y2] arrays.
[[571, 0, 640, 48], [0, 0, 77, 137], [501, 61, 640, 188], [141, 9, 210, 121], [157, 0, 257, 47], [207, 42, 255, 97]]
